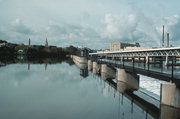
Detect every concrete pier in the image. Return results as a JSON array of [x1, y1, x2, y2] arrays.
[[160, 83, 180, 108], [72, 55, 88, 69], [88, 60, 93, 70], [160, 105, 180, 119], [146, 56, 149, 64], [92, 61, 101, 74], [165, 56, 169, 66], [101, 64, 116, 80], [117, 81, 135, 93], [72, 55, 88, 64], [117, 69, 139, 90]]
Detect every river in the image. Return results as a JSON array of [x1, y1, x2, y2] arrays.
[[0, 58, 177, 119]]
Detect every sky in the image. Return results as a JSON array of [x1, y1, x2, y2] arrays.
[[0, 0, 180, 49]]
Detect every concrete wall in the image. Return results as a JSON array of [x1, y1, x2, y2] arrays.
[[72, 55, 88, 63], [161, 83, 180, 108], [88, 60, 93, 70], [117, 69, 139, 90], [72, 55, 88, 69], [92, 61, 101, 74], [101, 64, 116, 80], [160, 105, 180, 119], [117, 81, 135, 93]]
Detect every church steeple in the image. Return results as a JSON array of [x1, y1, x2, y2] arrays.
[[45, 38, 48, 47], [29, 38, 31, 46]]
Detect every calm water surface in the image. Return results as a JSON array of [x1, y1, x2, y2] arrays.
[[0, 62, 158, 119]]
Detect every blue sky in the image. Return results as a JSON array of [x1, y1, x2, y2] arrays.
[[0, 0, 180, 49]]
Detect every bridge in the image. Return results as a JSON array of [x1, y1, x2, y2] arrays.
[[89, 47, 180, 82], [86, 47, 180, 109], [90, 47, 180, 64], [72, 55, 180, 118]]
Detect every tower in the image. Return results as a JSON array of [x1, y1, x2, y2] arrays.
[[166, 33, 169, 47], [29, 38, 31, 46], [162, 25, 165, 47], [45, 38, 48, 47]]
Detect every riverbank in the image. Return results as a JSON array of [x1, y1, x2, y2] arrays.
[[0, 40, 80, 59]]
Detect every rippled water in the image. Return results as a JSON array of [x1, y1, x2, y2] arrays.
[[0, 62, 160, 119], [139, 75, 165, 97]]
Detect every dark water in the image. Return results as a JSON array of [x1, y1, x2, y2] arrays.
[[0, 62, 160, 119]]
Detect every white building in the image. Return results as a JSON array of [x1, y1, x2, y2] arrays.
[[0, 43, 6, 47], [110, 42, 140, 51]]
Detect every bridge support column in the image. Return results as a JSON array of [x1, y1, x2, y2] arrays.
[[146, 56, 149, 64], [101, 64, 116, 80], [138, 57, 140, 61], [92, 61, 101, 74], [160, 105, 180, 119], [88, 60, 93, 70], [165, 56, 169, 66], [146, 56, 150, 71], [132, 57, 134, 71], [121, 57, 123, 62], [160, 83, 180, 108], [92, 62, 97, 73], [117, 69, 139, 91], [101, 64, 108, 74]]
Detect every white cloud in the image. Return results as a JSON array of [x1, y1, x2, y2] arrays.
[[11, 19, 35, 35], [162, 15, 180, 46], [0, 14, 180, 49], [102, 14, 139, 41], [101, 13, 165, 47], [44, 22, 100, 47], [1, 0, 180, 49]]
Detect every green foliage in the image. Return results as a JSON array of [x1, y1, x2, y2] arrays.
[[64, 45, 80, 55], [0, 40, 85, 58]]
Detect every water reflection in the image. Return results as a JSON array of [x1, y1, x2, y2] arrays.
[[72, 56, 89, 78], [0, 57, 179, 119]]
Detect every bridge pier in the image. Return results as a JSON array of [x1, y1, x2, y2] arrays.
[[160, 83, 180, 108], [165, 56, 169, 66], [160, 105, 180, 119], [88, 60, 93, 70], [117, 69, 139, 91], [146, 56, 149, 64], [121, 57, 123, 62], [101, 64, 116, 80], [92, 61, 101, 74]]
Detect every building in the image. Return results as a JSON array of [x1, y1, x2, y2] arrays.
[[45, 38, 48, 47], [0, 43, 6, 47], [0, 40, 7, 47], [80, 47, 92, 57], [110, 42, 140, 51]]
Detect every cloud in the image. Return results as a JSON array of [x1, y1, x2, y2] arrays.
[[102, 14, 139, 41], [11, 19, 35, 35], [0, 29, 9, 40], [101, 13, 164, 47], [0, 19, 37, 44], [45, 22, 100, 47], [1, 14, 180, 48], [161, 15, 180, 46]]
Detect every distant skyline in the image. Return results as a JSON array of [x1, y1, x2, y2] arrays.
[[0, 0, 180, 49]]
